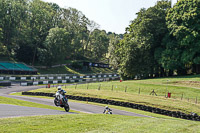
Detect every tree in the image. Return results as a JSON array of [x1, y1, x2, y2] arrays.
[[0, 0, 28, 57], [27, 0, 55, 65], [89, 29, 109, 61], [38, 28, 71, 66], [107, 33, 121, 69], [0, 0, 111, 67], [61, 8, 90, 60], [165, 0, 200, 74], [84, 20, 100, 57], [116, 0, 171, 79], [0, 28, 7, 56]]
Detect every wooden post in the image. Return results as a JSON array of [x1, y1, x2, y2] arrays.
[[181, 94, 183, 100], [112, 85, 113, 91], [65, 85, 66, 89], [98, 84, 101, 90], [125, 86, 127, 92], [75, 84, 77, 89], [139, 88, 140, 94], [196, 97, 197, 104], [87, 83, 89, 89]]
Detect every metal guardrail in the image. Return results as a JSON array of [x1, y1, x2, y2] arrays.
[[20, 77, 120, 86], [0, 73, 119, 81]]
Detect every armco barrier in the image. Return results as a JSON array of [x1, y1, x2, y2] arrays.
[[22, 91, 200, 121], [20, 77, 120, 86], [0, 74, 120, 81]]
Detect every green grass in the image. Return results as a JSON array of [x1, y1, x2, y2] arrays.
[[11, 92, 176, 119], [0, 114, 200, 133], [37, 65, 116, 74], [1, 75, 200, 132], [0, 96, 74, 112], [30, 86, 200, 115], [28, 74, 200, 115]]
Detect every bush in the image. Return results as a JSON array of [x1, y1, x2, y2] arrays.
[[71, 61, 83, 70]]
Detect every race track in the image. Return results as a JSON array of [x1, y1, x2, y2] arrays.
[[0, 83, 151, 118], [0, 104, 74, 118]]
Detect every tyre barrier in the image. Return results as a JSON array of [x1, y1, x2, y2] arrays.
[[22, 91, 200, 121]]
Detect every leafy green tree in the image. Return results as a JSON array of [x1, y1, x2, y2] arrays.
[[89, 29, 109, 61], [0, 28, 7, 56], [0, 0, 111, 67], [84, 20, 100, 57], [61, 8, 90, 60], [116, 0, 171, 79], [0, 0, 28, 57], [165, 0, 200, 74], [107, 33, 121, 69], [38, 28, 71, 66], [27, 0, 55, 65]]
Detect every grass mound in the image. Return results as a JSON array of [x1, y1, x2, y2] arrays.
[[1, 114, 200, 132], [29, 75, 200, 115], [37, 65, 116, 74]]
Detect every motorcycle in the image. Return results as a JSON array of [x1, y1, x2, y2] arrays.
[[103, 109, 112, 114], [54, 90, 70, 112]]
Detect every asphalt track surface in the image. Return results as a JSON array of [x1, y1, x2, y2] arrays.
[[0, 83, 151, 118]]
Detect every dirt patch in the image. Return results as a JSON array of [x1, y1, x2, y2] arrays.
[[171, 81, 200, 87]]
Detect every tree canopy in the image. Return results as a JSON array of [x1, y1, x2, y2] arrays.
[[1, 0, 200, 78], [0, 0, 112, 66], [114, 0, 200, 79]]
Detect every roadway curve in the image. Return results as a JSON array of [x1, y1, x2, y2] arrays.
[[0, 83, 151, 118]]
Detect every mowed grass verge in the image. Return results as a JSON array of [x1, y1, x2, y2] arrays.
[[37, 65, 115, 74], [0, 96, 70, 112], [1, 114, 200, 133], [28, 75, 200, 115]]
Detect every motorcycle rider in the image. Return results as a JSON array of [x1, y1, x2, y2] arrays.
[[103, 106, 112, 114], [56, 86, 67, 103]]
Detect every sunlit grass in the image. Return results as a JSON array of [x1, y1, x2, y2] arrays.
[[64, 66, 81, 75], [0, 114, 200, 133], [29, 85, 200, 115], [0, 96, 79, 113], [37, 65, 116, 74], [25, 75, 200, 115]]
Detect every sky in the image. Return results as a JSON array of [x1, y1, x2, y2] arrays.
[[42, 0, 177, 34]]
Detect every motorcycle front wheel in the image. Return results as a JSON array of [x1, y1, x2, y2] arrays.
[[64, 104, 70, 112], [54, 98, 59, 106]]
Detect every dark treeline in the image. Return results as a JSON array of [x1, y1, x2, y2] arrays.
[[113, 0, 200, 79], [0, 0, 122, 66]]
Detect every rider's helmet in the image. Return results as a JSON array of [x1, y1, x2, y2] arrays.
[[105, 106, 108, 109], [57, 86, 62, 91]]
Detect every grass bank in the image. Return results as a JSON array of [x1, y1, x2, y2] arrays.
[[37, 65, 115, 74], [0, 114, 200, 133], [28, 75, 200, 115], [29, 87, 200, 115], [0, 96, 69, 112]]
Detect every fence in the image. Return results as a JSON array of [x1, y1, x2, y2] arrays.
[[63, 83, 200, 105]]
